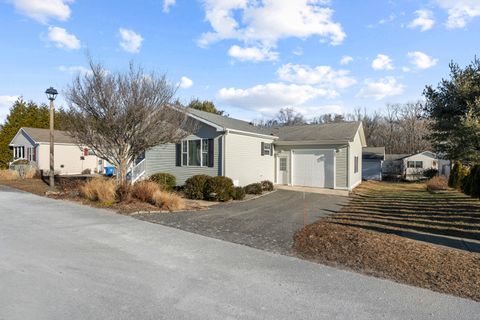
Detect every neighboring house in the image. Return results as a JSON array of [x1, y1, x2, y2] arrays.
[[141, 108, 366, 190], [362, 147, 385, 181], [9, 127, 104, 175], [382, 151, 450, 181]]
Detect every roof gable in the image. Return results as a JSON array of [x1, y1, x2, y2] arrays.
[[12, 127, 76, 144], [270, 121, 363, 143]]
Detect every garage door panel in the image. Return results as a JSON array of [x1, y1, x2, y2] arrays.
[[292, 150, 334, 188]]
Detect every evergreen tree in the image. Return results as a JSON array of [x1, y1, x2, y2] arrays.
[[187, 98, 225, 115], [0, 98, 64, 168]]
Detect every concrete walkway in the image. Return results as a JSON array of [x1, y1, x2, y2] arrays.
[[276, 185, 350, 196], [0, 186, 478, 320]]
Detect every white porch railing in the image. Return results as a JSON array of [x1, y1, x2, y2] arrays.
[[130, 158, 146, 184]]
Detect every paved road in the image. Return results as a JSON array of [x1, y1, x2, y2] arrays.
[[137, 190, 348, 255], [0, 186, 479, 320]]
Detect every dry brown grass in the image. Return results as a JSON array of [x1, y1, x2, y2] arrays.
[[152, 190, 185, 211], [0, 170, 19, 180], [131, 181, 160, 203], [23, 168, 39, 179], [426, 176, 449, 191], [80, 178, 116, 203]]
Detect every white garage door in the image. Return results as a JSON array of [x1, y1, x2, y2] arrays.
[[292, 150, 334, 188]]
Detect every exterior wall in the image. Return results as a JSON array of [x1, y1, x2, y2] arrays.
[[224, 132, 275, 186], [145, 122, 223, 185], [363, 159, 382, 180], [348, 131, 363, 189], [403, 153, 438, 181], [37, 144, 99, 175], [274, 144, 348, 189]]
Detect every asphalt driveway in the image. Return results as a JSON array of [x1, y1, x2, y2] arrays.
[[136, 189, 349, 255], [1, 185, 479, 319]]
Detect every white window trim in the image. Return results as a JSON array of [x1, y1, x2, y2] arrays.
[[181, 138, 209, 167], [263, 143, 272, 156]]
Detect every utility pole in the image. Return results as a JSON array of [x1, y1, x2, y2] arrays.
[[45, 87, 58, 190]]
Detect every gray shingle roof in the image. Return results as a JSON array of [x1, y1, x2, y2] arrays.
[[270, 122, 362, 142], [22, 127, 75, 144], [363, 147, 385, 160], [385, 154, 410, 161], [187, 108, 272, 136]]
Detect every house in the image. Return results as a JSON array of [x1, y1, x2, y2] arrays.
[[362, 147, 385, 181], [382, 151, 450, 181], [9, 127, 104, 175], [140, 109, 366, 190]]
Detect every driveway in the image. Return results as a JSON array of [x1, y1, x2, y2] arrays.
[[137, 189, 349, 255], [1, 186, 479, 319]]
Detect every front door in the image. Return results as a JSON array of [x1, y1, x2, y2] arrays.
[[277, 156, 288, 185]]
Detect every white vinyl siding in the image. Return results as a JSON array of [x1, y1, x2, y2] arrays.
[[348, 131, 363, 190]]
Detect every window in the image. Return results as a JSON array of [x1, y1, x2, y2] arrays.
[[202, 139, 209, 167], [407, 161, 415, 168], [354, 156, 359, 173], [263, 143, 272, 156], [279, 158, 287, 171], [181, 139, 211, 167], [415, 161, 423, 169]]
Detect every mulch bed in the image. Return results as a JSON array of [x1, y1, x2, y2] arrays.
[[293, 181, 480, 301]]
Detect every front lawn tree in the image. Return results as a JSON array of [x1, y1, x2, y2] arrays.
[[64, 61, 195, 184], [424, 57, 480, 161]]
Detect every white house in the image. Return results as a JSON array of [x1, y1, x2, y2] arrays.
[[137, 109, 367, 190], [9, 127, 104, 175], [382, 151, 450, 181]]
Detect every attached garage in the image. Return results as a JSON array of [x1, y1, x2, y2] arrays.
[[291, 149, 334, 188]]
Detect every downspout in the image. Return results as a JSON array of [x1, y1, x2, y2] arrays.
[[222, 130, 228, 176]]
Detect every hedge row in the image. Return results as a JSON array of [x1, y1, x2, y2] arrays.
[[448, 161, 480, 198]]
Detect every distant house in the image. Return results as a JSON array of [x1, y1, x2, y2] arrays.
[[362, 147, 385, 181], [9, 127, 104, 175], [382, 151, 450, 181], [137, 108, 367, 190]]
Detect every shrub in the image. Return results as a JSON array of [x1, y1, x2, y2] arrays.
[[232, 186, 246, 200], [80, 178, 116, 204], [0, 169, 19, 180], [152, 191, 185, 211], [426, 176, 448, 191], [422, 168, 438, 179], [462, 164, 480, 197], [131, 180, 160, 204], [149, 172, 176, 191], [82, 168, 92, 175], [116, 183, 132, 203], [244, 183, 262, 195], [449, 161, 468, 189], [204, 176, 234, 201], [184, 174, 211, 200], [24, 168, 40, 179], [260, 180, 274, 192]]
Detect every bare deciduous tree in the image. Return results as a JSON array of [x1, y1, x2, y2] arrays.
[[64, 60, 196, 183]]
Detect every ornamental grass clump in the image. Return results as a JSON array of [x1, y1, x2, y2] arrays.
[[80, 178, 116, 204]]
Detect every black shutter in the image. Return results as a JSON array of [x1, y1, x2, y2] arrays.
[[208, 139, 214, 167], [175, 143, 181, 166], [270, 143, 273, 156], [261, 142, 265, 156]]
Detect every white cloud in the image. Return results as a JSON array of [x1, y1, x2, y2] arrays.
[[402, 66, 411, 72], [371, 54, 394, 70], [0, 95, 18, 123], [58, 65, 91, 74], [217, 83, 337, 113], [408, 51, 438, 69], [179, 76, 193, 89], [163, 0, 176, 13], [118, 28, 143, 53], [357, 77, 405, 100], [277, 63, 356, 89], [47, 26, 80, 50], [11, 0, 73, 23], [228, 45, 278, 62], [339, 55, 353, 65], [198, 0, 345, 59], [435, 0, 480, 28], [293, 47, 303, 56], [409, 9, 435, 31]]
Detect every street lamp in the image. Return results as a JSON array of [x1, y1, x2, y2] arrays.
[[45, 87, 58, 190]]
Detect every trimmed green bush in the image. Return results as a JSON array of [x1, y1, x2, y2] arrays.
[[449, 161, 468, 189], [244, 183, 262, 195], [260, 180, 274, 192], [232, 186, 245, 200], [204, 176, 234, 202], [150, 172, 176, 191], [184, 174, 211, 200]]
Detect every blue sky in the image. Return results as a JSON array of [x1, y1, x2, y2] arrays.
[[0, 0, 479, 123]]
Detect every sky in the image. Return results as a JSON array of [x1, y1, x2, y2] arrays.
[[0, 0, 479, 123]]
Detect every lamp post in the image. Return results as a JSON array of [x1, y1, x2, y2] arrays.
[[45, 87, 58, 190]]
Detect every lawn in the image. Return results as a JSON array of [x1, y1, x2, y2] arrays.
[[294, 181, 480, 301]]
